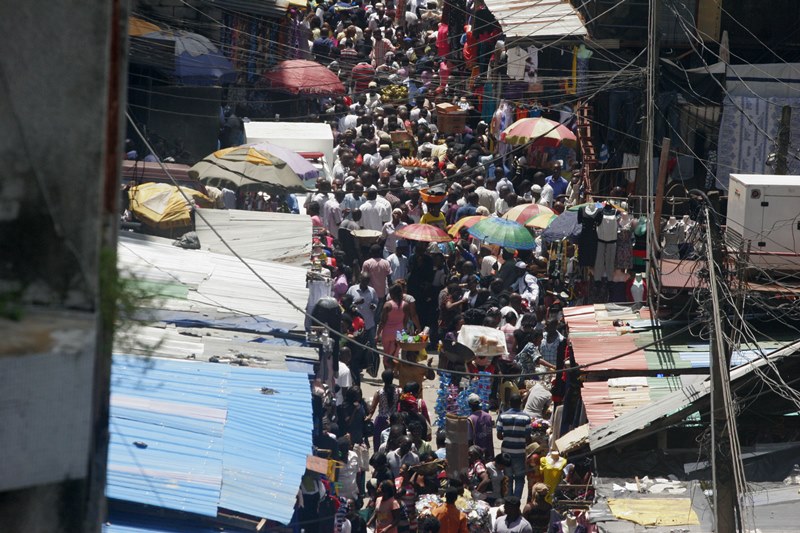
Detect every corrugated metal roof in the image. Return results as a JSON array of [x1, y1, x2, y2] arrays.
[[194, 209, 312, 266], [483, 0, 587, 40], [117, 234, 310, 331], [660, 258, 703, 289], [113, 324, 317, 371], [107, 355, 313, 524], [588, 341, 800, 452], [107, 357, 227, 517], [220, 367, 314, 520]]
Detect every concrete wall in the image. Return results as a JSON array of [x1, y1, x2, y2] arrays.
[[0, 0, 127, 531]]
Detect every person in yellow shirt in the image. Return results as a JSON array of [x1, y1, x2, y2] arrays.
[[431, 488, 468, 533], [420, 202, 446, 230]]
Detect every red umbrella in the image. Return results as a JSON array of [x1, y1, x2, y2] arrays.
[[395, 223, 452, 243], [263, 59, 345, 95], [500, 117, 577, 148]]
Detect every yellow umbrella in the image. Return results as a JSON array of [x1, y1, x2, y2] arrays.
[[447, 215, 486, 237], [129, 182, 213, 229], [525, 213, 559, 229], [129, 16, 161, 37]]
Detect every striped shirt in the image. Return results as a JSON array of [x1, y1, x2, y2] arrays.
[[496, 408, 531, 456]]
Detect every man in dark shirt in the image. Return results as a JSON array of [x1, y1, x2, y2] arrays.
[[455, 192, 480, 221]]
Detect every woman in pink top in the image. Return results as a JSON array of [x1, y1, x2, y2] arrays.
[[377, 283, 413, 370]]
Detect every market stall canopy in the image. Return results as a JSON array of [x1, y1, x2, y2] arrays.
[[482, 0, 587, 40], [263, 59, 346, 95], [128, 182, 213, 229], [248, 141, 319, 186], [133, 29, 235, 85], [189, 146, 308, 193]]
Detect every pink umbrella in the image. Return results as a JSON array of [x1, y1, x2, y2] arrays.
[[500, 117, 577, 148]]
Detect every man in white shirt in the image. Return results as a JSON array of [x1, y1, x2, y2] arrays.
[[495, 185, 512, 216], [387, 243, 409, 282], [304, 179, 332, 211], [474, 176, 498, 212], [341, 181, 366, 219], [335, 346, 353, 403], [365, 82, 383, 110], [346, 273, 379, 344], [332, 151, 354, 182], [323, 189, 345, 236], [538, 182, 554, 208], [382, 208, 407, 256], [359, 186, 391, 230]]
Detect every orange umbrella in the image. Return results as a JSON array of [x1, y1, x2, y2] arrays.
[[395, 223, 452, 243], [503, 203, 554, 224], [447, 215, 487, 236]]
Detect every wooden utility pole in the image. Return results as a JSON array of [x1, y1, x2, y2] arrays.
[[775, 105, 792, 175], [652, 138, 671, 242], [704, 205, 742, 533]]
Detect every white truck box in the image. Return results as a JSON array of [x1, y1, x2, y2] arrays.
[[726, 174, 800, 270]]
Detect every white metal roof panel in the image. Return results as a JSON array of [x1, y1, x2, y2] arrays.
[[117, 234, 310, 331], [483, 0, 587, 40]]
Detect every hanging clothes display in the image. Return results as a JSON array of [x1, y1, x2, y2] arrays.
[[474, 4, 501, 76], [594, 208, 618, 280], [577, 204, 600, 268], [506, 47, 527, 80], [614, 214, 633, 270], [662, 217, 681, 259], [443, 0, 466, 62]]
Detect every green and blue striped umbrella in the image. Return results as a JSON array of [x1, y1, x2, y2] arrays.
[[467, 217, 537, 250]]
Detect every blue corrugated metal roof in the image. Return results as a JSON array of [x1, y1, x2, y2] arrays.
[[108, 355, 313, 524], [219, 367, 314, 523], [107, 358, 227, 517]]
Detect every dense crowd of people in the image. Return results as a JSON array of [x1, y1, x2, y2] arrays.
[[259, 1, 603, 532]]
